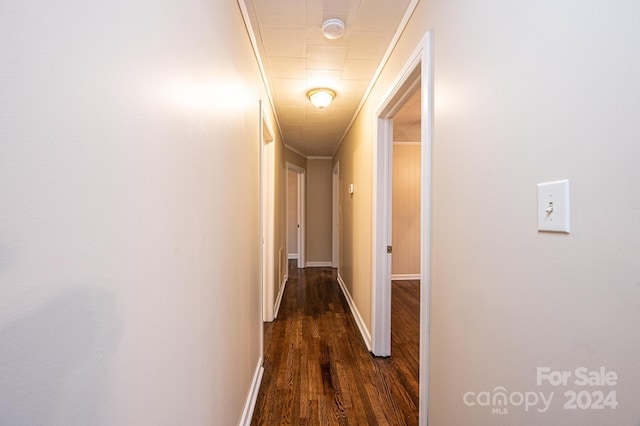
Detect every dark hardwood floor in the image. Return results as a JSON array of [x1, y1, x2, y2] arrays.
[[251, 262, 420, 425]]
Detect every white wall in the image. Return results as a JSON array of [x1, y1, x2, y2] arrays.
[[337, 0, 640, 424], [0, 0, 271, 424]]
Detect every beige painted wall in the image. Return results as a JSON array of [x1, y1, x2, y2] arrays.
[[335, 0, 640, 424], [285, 148, 307, 170], [306, 159, 333, 264], [0, 0, 278, 424], [333, 130, 373, 325], [287, 170, 299, 255], [392, 143, 421, 276]]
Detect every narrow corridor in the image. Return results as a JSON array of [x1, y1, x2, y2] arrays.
[[252, 262, 419, 425]]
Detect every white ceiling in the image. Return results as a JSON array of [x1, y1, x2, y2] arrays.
[[240, 0, 415, 157]]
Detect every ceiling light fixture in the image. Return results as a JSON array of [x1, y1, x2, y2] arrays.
[[307, 88, 336, 109], [321, 19, 345, 40]]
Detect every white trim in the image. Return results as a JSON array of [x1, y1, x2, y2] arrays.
[[332, 0, 421, 157], [236, 1, 285, 146], [391, 274, 421, 281], [298, 170, 307, 268], [298, 171, 306, 269], [332, 162, 340, 269], [287, 162, 306, 269], [305, 261, 333, 267], [257, 101, 265, 401], [372, 33, 428, 356], [337, 274, 372, 351], [372, 114, 393, 356], [239, 357, 264, 426], [420, 32, 434, 426], [287, 253, 299, 260], [371, 32, 433, 426], [307, 156, 332, 160], [262, 108, 276, 323], [273, 276, 288, 319]]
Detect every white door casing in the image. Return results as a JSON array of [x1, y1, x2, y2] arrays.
[[371, 32, 432, 426], [286, 162, 306, 269], [332, 162, 340, 269], [261, 105, 275, 323]]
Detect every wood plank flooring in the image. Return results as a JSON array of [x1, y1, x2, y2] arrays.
[[251, 263, 419, 425]]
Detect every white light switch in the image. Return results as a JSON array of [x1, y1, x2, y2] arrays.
[[537, 179, 570, 233]]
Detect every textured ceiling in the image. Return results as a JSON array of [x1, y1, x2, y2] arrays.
[[240, 0, 415, 157]]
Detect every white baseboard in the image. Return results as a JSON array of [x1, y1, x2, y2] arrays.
[[239, 357, 264, 426], [337, 274, 372, 351], [305, 261, 333, 267], [288, 253, 299, 260], [391, 274, 421, 281], [273, 276, 287, 319]]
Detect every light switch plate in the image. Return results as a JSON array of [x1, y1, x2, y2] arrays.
[[537, 179, 570, 233]]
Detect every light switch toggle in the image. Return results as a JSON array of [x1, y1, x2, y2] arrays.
[[545, 202, 554, 214]]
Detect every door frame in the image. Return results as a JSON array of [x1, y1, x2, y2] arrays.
[[286, 162, 306, 269], [371, 32, 433, 425], [261, 104, 276, 323], [332, 162, 340, 269]]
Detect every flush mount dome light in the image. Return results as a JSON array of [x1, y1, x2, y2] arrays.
[[322, 18, 345, 40], [307, 88, 336, 109]]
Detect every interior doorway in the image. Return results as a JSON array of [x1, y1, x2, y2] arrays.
[[287, 169, 300, 266], [372, 32, 432, 425], [286, 163, 306, 269], [260, 104, 275, 323], [391, 88, 422, 423], [391, 90, 421, 282]]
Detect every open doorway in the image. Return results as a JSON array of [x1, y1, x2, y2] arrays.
[[286, 169, 300, 267], [391, 87, 422, 418], [260, 104, 275, 323], [392, 89, 421, 283], [372, 32, 432, 425], [286, 163, 306, 270]]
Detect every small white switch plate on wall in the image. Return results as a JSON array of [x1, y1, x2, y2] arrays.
[[537, 179, 570, 233]]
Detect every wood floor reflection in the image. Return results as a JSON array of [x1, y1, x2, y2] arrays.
[[251, 262, 419, 425]]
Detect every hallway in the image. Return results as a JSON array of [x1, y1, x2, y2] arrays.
[[252, 263, 419, 425]]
